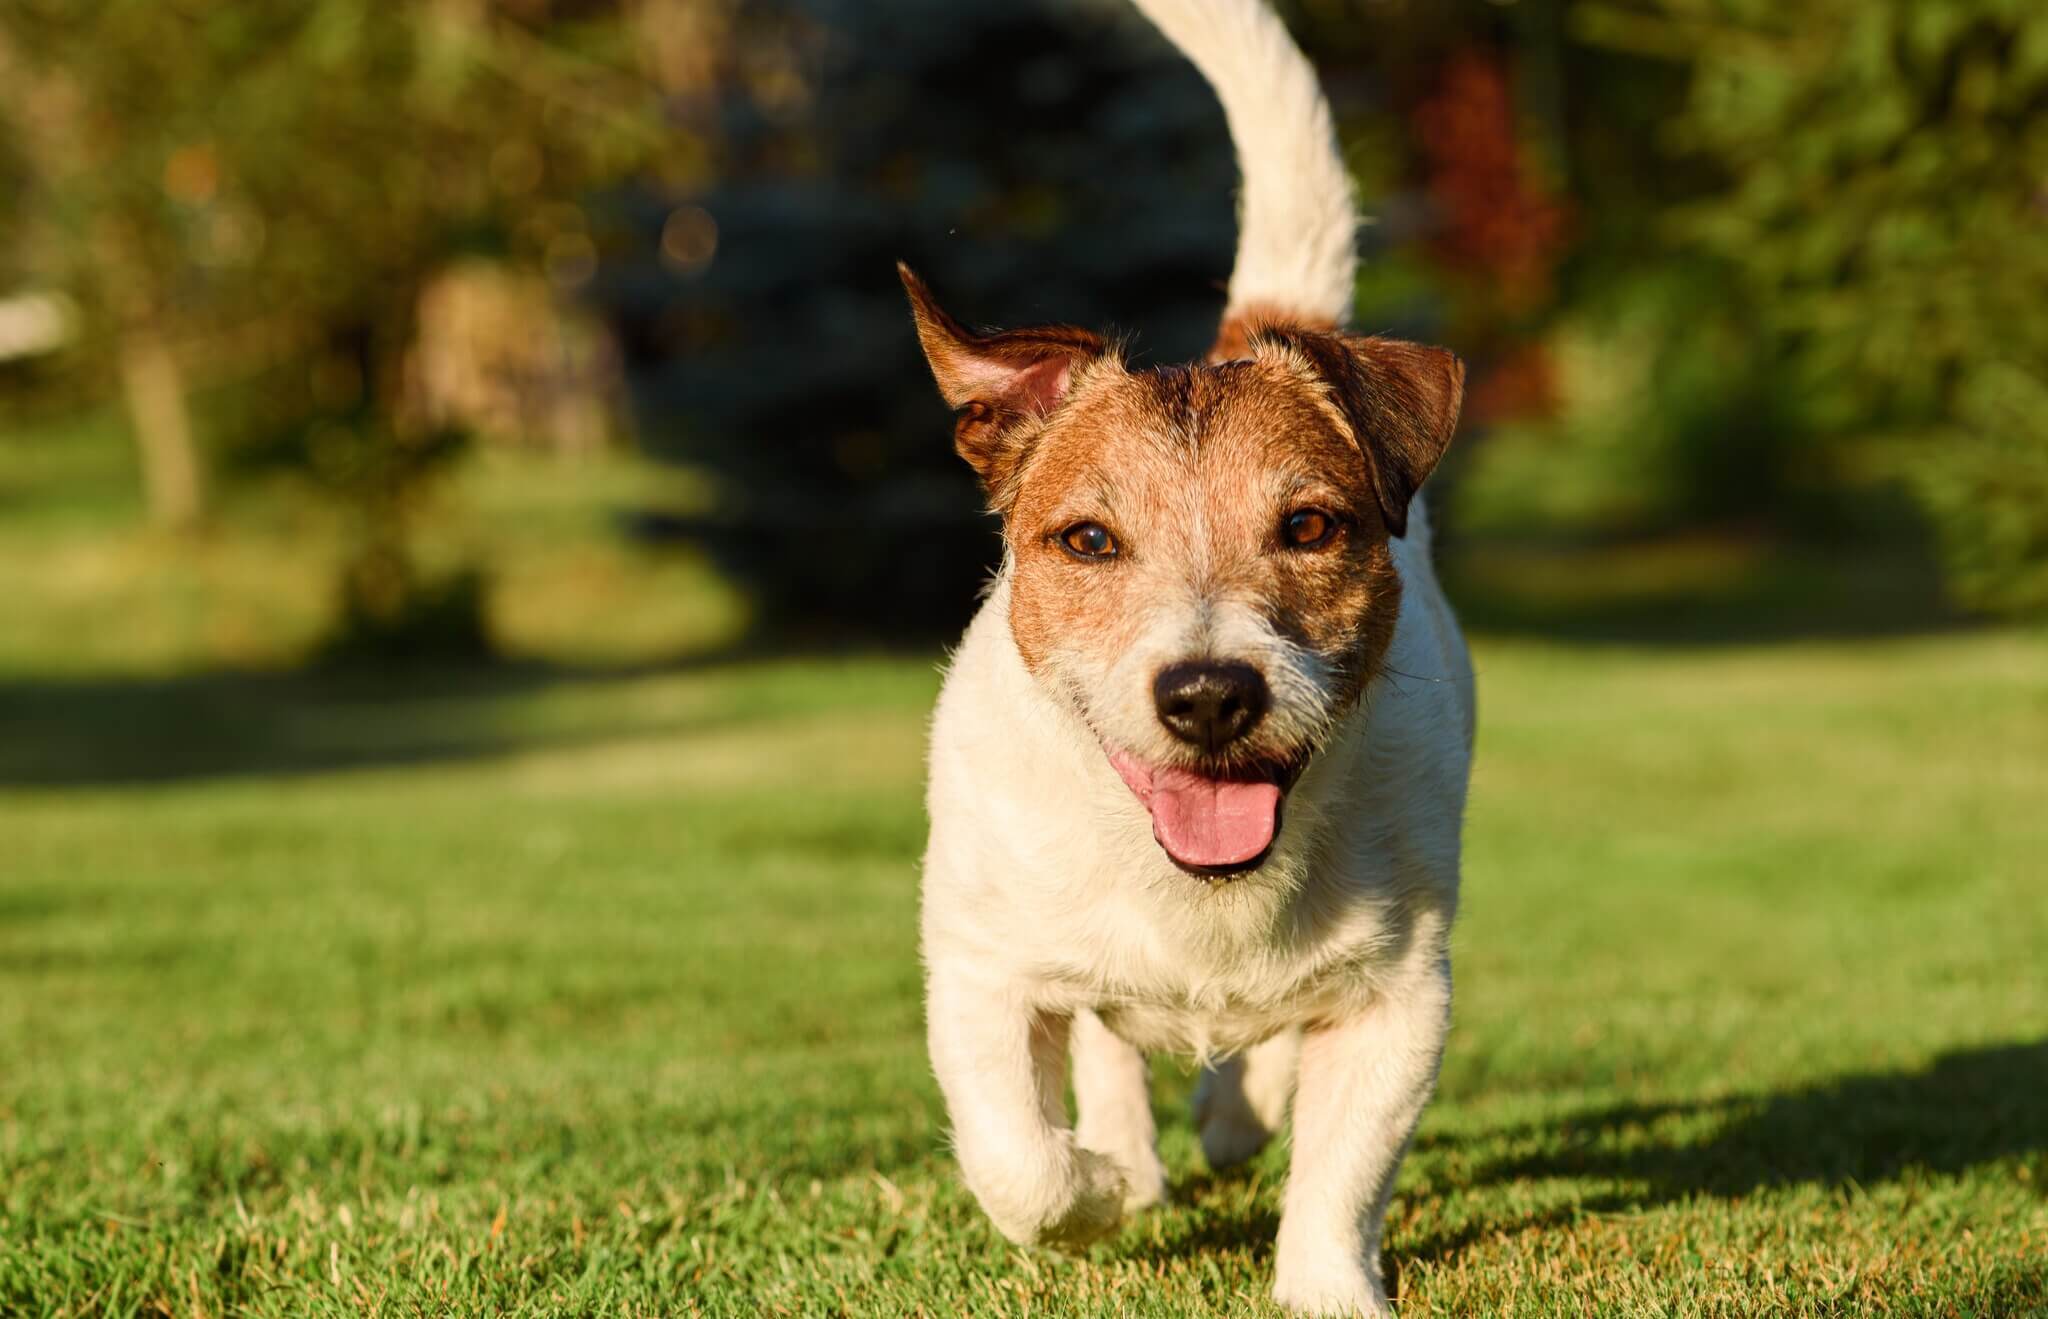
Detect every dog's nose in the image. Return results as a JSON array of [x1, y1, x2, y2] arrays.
[[1153, 660, 1269, 753]]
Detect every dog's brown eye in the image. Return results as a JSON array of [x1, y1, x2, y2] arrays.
[[1057, 521, 1118, 560], [1283, 508, 1338, 549]]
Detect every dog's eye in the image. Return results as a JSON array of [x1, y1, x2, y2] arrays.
[[1057, 521, 1118, 560], [1282, 508, 1338, 549]]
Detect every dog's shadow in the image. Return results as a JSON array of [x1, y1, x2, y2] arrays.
[[1121, 1164, 1283, 1266], [1131, 1040, 2048, 1269], [1462, 1040, 2046, 1203]]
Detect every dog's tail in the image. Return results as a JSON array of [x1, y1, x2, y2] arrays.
[[1129, 0, 1357, 339]]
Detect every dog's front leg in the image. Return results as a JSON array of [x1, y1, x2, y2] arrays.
[[927, 972, 1127, 1250], [1272, 961, 1451, 1316]]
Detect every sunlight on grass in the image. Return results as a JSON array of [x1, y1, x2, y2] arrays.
[[2, 631, 2043, 1315], [0, 412, 746, 675]]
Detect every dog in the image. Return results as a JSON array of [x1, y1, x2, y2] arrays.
[[901, 0, 1473, 1312]]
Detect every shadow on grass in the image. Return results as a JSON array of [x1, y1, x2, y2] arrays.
[[1123, 1201, 1282, 1268], [0, 665, 656, 788], [0, 641, 909, 788], [1122, 1043, 2045, 1275], [0, 531, 1980, 788], [1470, 1040, 2048, 1211]]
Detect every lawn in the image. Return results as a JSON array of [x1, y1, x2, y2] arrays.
[[1, 401, 2043, 1317], [3, 619, 2045, 1316]]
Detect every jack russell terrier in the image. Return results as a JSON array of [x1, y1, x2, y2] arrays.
[[901, 0, 1472, 1311]]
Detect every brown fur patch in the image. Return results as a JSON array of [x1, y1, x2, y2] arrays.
[[1250, 328, 1465, 538], [900, 272, 1464, 764], [1208, 305, 1335, 364], [899, 264, 1108, 500], [1005, 357, 1403, 735]]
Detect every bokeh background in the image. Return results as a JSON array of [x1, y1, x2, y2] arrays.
[[4, 0, 2045, 665], [3, 1, 2045, 1314]]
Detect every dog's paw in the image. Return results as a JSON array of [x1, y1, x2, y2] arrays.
[[1098, 1141, 1169, 1213], [1272, 1254, 1391, 1316], [1197, 1100, 1275, 1171], [1271, 1274, 1391, 1317], [1194, 1073, 1277, 1170], [973, 1146, 1127, 1251], [1033, 1148, 1128, 1251], [1193, 1048, 1292, 1171]]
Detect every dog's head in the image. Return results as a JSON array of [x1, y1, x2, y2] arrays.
[[902, 265, 1463, 878]]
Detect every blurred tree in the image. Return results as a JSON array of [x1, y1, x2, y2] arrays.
[[0, 24, 207, 527], [1282, 1, 1589, 534], [590, 0, 1244, 634], [1579, 0, 2048, 612], [589, 0, 1609, 632], [0, 0, 699, 649]]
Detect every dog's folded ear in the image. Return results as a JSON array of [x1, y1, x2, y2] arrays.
[[898, 262, 1107, 500], [1254, 326, 1465, 538]]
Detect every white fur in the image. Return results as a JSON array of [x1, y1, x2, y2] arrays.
[[920, 4, 1469, 1312], [924, 502, 1474, 1314], [1128, 0, 1359, 325]]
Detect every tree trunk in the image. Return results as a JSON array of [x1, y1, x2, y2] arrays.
[[117, 328, 204, 529]]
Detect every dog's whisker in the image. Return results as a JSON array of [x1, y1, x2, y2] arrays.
[[1379, 664, 1452, 685]]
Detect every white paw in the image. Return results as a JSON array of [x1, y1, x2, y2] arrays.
[[1197, 1100, 1275, 1170], [1027, 1148, 1128, 1252], [1097, 1141, 1169, 1212], [1273, 1237, 1390, 1316], [1271, 1270, 1391, 1317], [1187, 1056, 1277, 1171]]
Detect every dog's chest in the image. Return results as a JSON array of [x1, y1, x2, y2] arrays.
[[1043, 904, 1392, 1057], [1089, 993, 1328, 1058]]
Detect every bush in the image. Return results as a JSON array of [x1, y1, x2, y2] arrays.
[[1588, 0, 2048, 611]]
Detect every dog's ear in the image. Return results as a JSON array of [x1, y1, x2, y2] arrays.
[[898, 262, 1107, 499], [1254, 326, 1465, 538]]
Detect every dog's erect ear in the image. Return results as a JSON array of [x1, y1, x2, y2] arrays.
[[1256, 327, 1465, 538], [898, 262, 1106, 497]]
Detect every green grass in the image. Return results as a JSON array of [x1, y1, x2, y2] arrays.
[[4, 627, 2045, 1316], [2, 404, 2043, 1314], [0, 409, 746, 675]]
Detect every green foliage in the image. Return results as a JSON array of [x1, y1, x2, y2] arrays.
[[0, 0, 687, 649], [2, 637, 2045, 1313], [1909, 359, 2048, 612], [303, 416, 488, 663], [2, 0, 673, 345], [1449, 261, 1814, 538], [1580, 0, 2048, 612]]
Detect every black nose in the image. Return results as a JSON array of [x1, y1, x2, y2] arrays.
[[1153, 660, 1269, 753]]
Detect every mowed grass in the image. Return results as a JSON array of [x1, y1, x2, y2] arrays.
[[3, 626, 2046, 1316]]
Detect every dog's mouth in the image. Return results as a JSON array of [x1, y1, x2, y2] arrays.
[[1106, 748, 1307, 878]]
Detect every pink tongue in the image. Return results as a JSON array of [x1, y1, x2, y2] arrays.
[[1110, 754, 1282, 869]]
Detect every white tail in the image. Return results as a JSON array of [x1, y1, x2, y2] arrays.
[[1128, 0, 1358, 328]]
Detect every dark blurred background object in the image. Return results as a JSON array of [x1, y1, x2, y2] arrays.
[[589, 0, 1243, 633], [0, 0, 2042, 670]]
